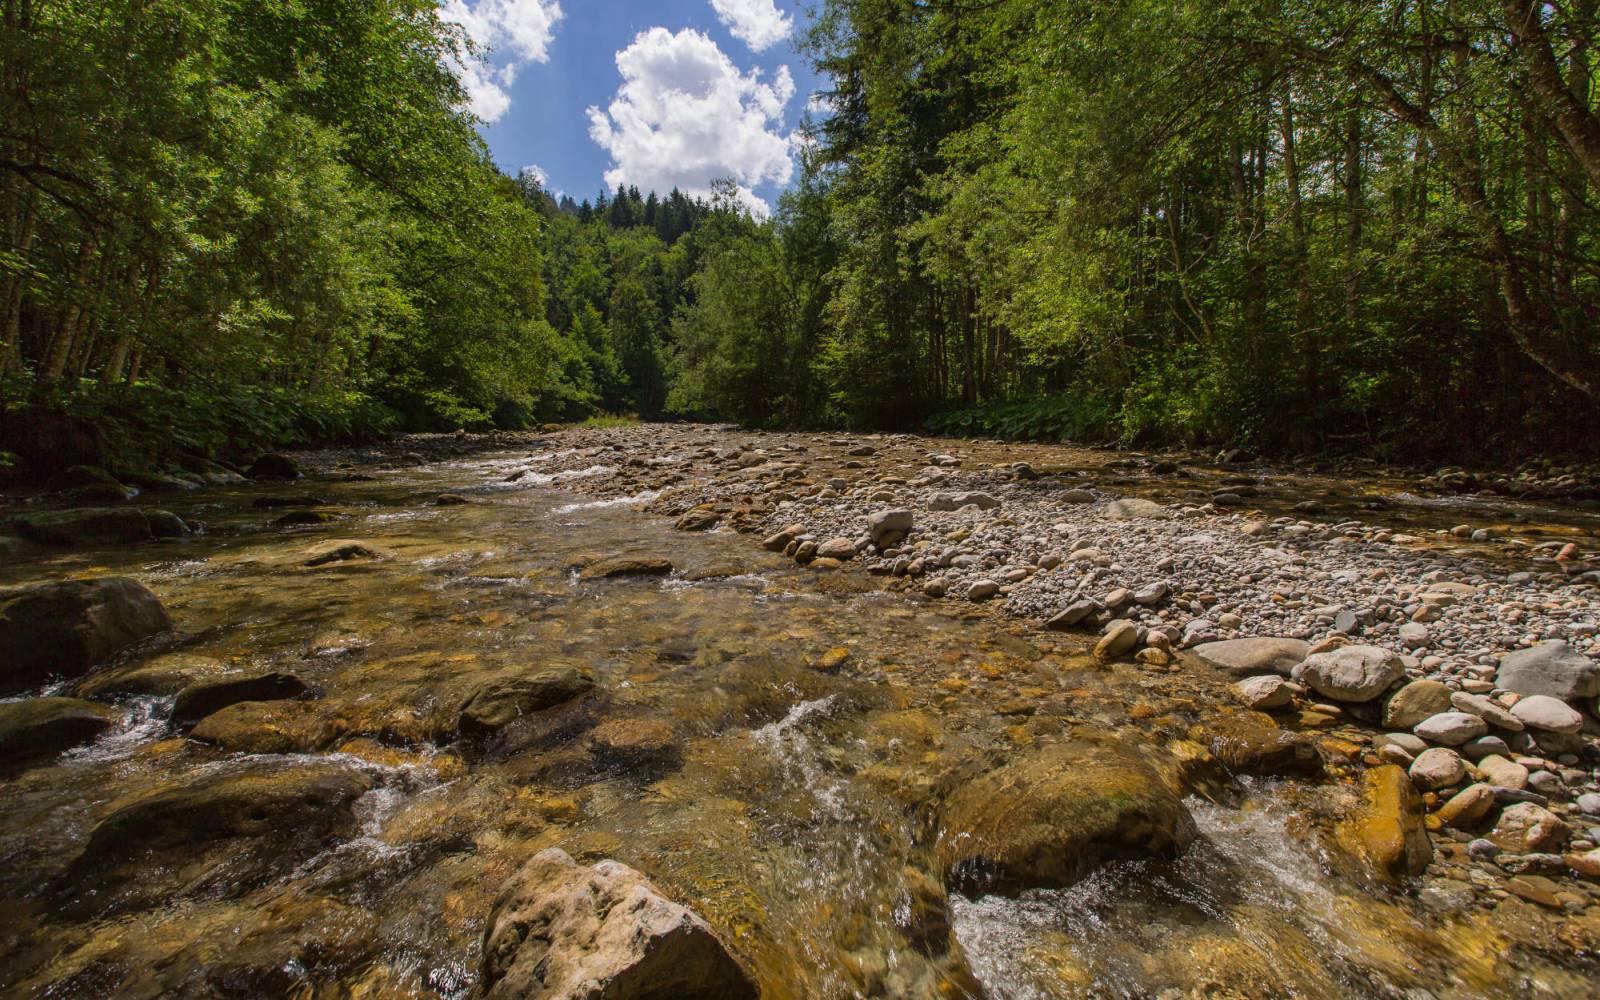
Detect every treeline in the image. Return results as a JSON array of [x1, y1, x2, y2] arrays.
[[1, 0, 561, 472], [668, 0, 1600, 456], [6, 0, 1599, 475]]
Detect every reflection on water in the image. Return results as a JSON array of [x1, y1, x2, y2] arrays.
[[0, 446, 1592, 998]]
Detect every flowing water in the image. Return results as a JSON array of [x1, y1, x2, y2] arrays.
[[0, 446, 1594, 998]]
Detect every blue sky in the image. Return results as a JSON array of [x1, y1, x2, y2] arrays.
[[439, 0, 826, 215]]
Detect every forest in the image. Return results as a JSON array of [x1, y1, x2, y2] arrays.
[[4, 0, 1600, 477]]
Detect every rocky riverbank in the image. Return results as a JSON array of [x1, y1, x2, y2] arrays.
[[379, 423, 1600, 911]]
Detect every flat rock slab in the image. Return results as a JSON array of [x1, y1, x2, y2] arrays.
[[1192, 637, 1309, 676]]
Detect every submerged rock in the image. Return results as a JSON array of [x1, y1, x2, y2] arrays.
[[0, 577, 170, 695], [189, 699, 344, 754], [481, 847, 757, 1000], [70, 759, 373, 910], [77, 653, 229, 699], [581, 555, 675, 579], [1336, 764, 1432, 884], [0, 697, 118, 768], [935, 743, 1196, 895], [457, 666, 595, 736], [1199, 715, 1324, 778], [171, 671, 310, 727]]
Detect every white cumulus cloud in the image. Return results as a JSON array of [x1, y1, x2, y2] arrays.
[[710, 0, 793, 53], [587, 27, 795, 216], [439, 0, 563, 123]]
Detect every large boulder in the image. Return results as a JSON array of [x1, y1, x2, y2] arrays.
[[481, 848, 757, 1000], [0, 578, 170, 695], [0, 697, 118, 768], [170, 672, 309, 727], [1335, 765, 1432, 884], [935, 743, 1196, 895], [1495, 641, 1600, 700], [1192, 637, 1308, 676], [1292, 645, 1404, 703], [457, 666, 595, 736]]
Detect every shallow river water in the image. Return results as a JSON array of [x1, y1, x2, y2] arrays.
[[0, 444, 1595, 998]]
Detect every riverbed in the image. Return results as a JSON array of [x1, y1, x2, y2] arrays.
[[1, 426, 1597, 998]]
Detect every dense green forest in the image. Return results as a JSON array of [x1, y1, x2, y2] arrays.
[[4, 0, 1599, 477]]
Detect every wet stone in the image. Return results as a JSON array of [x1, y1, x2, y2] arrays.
[[0, 697, 118, 768], [480, 848, 756, 1000]]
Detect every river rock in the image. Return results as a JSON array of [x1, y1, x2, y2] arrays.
[[76, 653, 229, 698], [1045, 600, 1101, 630], [1192, 637, 1308, 676], [1495, 641, 1600, 700], [480, 847, 756, 1000], [72, 759, 373, 909], [171, 672, 309, 727], [0, 577, 171, 695], [1478, 754, 1530, 790], [1104, 498, 1169, 520], [1094, 620, 1139, 659], [1231, 675, 1292, 710], [458, 666, 595, 736], [1409, 748, 1466, 791], [0, 697, 118, 767], [1508, 694, 1583, 734], [1292, 645, 1404, 702], [674, 509, 720, 531], [935, 743, 1195, 895], [966, 579, 1000, 602], [816, 537, 858, 560], [246, 453, 301, 480], [581, 555, 675, 579], [299, 539, 394, 568], [1383, 680, 1454, 729], [1413, 711, 1489, 746], [1448, 691, 1523, 732], [1489, 802, 1569, 853], [867, 509, 914, 546], [589, 717, 677, 768], [190, 700, 344, 754], [1335, 764, 1432, 883], [929, 491, 1000, 512], [10, 507, 170, 546], [1437, 783, 1496, 828], [1201, 716, 1323, 777]]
